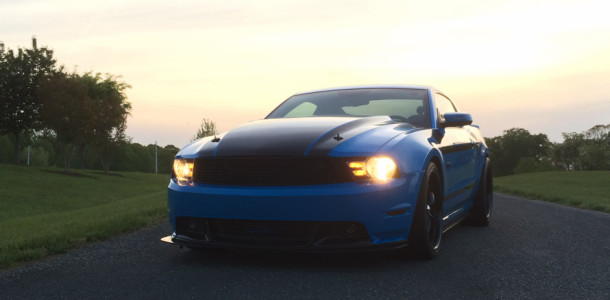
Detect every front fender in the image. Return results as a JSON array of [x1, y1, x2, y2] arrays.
[[373, 129, 446, 205], [375, 129, 443, 174]]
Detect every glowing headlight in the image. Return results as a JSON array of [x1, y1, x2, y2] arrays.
[[366, 157, 397, 181], [348, 156, 398, 181], [173, 159, 194, 186]]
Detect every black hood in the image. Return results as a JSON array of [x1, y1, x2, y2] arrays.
[[207, 116, 393, 157]]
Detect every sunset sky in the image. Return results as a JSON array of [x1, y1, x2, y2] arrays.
[[2, 0, 609, 147]]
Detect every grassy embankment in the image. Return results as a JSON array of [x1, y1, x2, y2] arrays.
[[494, 171, 610, 213], [0, 164, 169, 270]]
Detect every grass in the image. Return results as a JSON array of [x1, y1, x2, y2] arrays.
[[494, 171, 610, 213], [1, 166, 607, 270], [0, 164, 170, 270]]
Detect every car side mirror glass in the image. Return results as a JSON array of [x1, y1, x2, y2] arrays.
[[441, 112, 473, 128]]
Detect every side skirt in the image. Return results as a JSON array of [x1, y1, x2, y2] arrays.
[[441, 207, 469, 233]]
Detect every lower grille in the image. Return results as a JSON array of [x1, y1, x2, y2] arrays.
[[176, 217, 371, 247], [192, 156, 356, 186]]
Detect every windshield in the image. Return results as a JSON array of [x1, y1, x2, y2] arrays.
[[266, 88, 430, 128]]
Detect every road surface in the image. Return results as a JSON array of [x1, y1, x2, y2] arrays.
[[1, 194, 609, 299]]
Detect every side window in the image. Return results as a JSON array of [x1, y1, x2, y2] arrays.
[[435, 93, 457, 118]]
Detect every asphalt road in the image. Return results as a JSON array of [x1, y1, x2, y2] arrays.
[[1, 193, 609, 299]]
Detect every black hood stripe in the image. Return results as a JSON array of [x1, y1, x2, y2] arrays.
[[305, 116, 393, 156], [205, 117, 396, 157]]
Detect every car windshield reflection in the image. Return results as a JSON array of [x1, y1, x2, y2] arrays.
[[266, 88, 430, 128]]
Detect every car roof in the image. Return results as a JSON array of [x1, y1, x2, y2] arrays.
[[293, 85, 435, 96]]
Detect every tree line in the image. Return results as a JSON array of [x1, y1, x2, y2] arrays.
[[486, 124, 610, 176], [1, 37, 137, 173], [0, 134, 179, 174], [2, 38, 607, 176], [0, 115, 218, 174]]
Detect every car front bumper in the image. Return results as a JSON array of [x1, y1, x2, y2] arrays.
[[164, 172, 422, 251]]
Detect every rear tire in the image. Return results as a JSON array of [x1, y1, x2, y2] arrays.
[[467, 157, 493, 226], [407, 163, 443, 259]]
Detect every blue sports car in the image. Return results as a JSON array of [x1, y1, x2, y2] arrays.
[[162, 85, 493, 259]]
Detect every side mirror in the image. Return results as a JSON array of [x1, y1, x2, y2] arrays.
[[441, 112, 473, 128]]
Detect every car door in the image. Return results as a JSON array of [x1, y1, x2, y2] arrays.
[[434, 93, 479, 216]]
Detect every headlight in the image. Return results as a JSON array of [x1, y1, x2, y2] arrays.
[[366, 157, 398, 180], [348, 156, 398, 181], [173, 159, 194, 186]]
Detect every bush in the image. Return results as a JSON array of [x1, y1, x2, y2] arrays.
[[20, 146, 50, 166], [513, 157, 557, 174], [513, 157, 537, 174]]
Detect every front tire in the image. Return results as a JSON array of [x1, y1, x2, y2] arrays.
[[407, 163, 443, 259]]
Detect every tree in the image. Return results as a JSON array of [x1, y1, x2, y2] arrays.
[[585, 124, 610, 141], [39, 72, 93, 172], [582, 124, 610, 170], [552, 124, 610, 171], [0, 37, 58, 163], [553, 132, 585, 170], [486, 128, 551, 176], [38, 72, 131, 173], [85, 73, 131, 173], [0, 135, 13, 163], [157, 144, 180, 174], [112, 143, 179, 174], [191, 118, 217, 141]]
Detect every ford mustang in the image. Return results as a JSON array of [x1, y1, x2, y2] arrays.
[[161, 85, 493, 259]]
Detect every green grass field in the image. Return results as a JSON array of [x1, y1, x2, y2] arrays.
[[1, 165, 607, 270], [494, 171, 610, 213], [0, 164, 170, 270]]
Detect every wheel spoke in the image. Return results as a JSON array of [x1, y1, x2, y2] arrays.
[[426, 191, 437, 238]]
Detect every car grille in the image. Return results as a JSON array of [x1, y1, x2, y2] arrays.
[[176, 217, 371, 247], [192, 156, 356, 186]]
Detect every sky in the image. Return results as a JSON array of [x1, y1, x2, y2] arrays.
[[1, 0, 609, 147]]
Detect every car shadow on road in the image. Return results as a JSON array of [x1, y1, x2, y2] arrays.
[[178, 248, 404, 270], [164, 229, 465, 272]]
